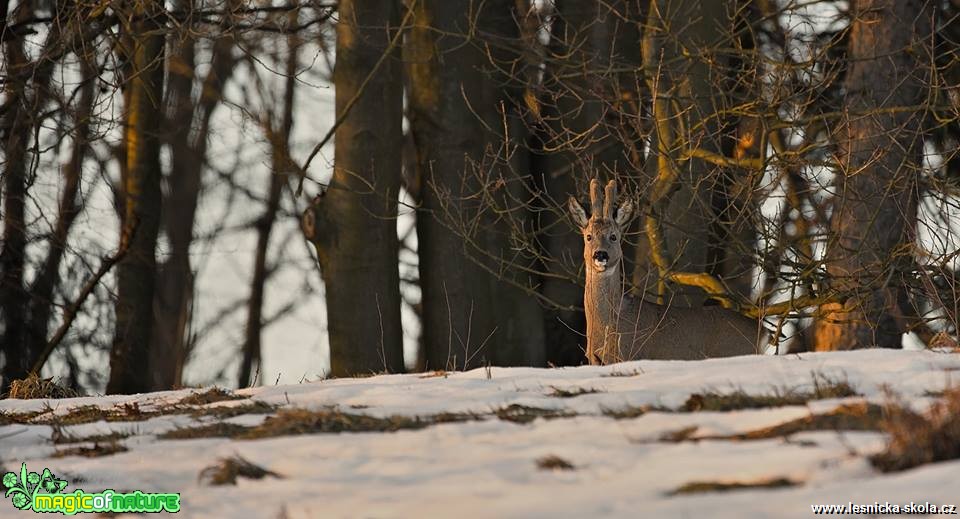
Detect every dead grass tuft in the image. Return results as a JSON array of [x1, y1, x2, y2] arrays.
[[176, 388, 248, 407], [0, 409, 43, 425], [697, 402, 884, 441], [188, 400, 276, 420], [494, 404, 574, 424], [51, 427, 133, 445], [536, 455, 575, 471], [53, 441, 127, 458], [198, 455, 283, 486], [5, 374, 79, 399], [871, 388, 960, 472], [547, 386, 602, 398], [239, 408, 478, 439], [683, 373, 858, 412], [669, 477, 796, 495], [160, 422, 252, 440], [600, 405, 651, 420], [659, 426, 700, 442]]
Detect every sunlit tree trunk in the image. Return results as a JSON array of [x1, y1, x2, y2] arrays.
[[814, 0, 932, 350], [107, 1, 165, 394]]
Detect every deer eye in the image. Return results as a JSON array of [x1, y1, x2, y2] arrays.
[[586, 234, 592, 242], [610, 234, 617, 242]]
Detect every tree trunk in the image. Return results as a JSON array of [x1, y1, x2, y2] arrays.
[[107, 1, 165, 394], [26, 56, 96, 366], [152, 0, 237, 390], [813, 0, 932, 350], [407, 0, 545, 370], [238, 22, 299, 388], [0, 15, 30, 385], [305, 0, 405, 377]]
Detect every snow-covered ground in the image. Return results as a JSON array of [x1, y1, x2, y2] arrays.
[[2, 349, 960, 518]]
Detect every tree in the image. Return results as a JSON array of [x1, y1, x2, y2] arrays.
[[107, 1, 166, 394], [813, 0, 934, 350], [151, 0, 239, 390], [303, 0, 405, 377], [406, 0, 545, 370]]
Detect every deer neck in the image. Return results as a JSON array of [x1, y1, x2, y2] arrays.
[[584, 262, 625, 363]]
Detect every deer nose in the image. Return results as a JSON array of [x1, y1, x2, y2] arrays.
[[593, 250, 609, 263]]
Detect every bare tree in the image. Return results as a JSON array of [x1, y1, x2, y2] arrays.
[[303, 0, 405, 377], [406, 0, 545, 370], [107, 1, 166, 394], [813, 0, 934, 350]]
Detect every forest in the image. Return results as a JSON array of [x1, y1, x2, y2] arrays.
[[2, 0, 959, 395]]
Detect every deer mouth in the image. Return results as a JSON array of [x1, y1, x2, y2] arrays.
[[592, 258, 609, 271]]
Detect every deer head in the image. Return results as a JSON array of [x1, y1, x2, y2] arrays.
[[568, 179, 634, 275]]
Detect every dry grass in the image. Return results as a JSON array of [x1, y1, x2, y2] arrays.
[[683, 373, 858, 412], [238, 408, 479, 439], [536, 455, 575, 471], [5, 374, 78, 399], [668, 477, 796, 495], [176, 388, 248, 407], [32, 402, 157, 426], [547, 386, 602, 398], [53, 441, 128, 458], [160, 422, 252, 440], [51, 427, 134, 445], [189, 400, 276, 419], [871, 388, 960, 472], [494, 404, 574, 424], [601, 405, 651, 420], [659, 426, 700, 442], [726, 402, 883, 440], [0, 409, 43, 425], [198, 455, 283, 486]]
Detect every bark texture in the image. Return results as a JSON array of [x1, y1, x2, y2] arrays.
[[303, 0, 405, 377], [107, 1, 165, 394], [407, 0, 545, 370], [813, 0, 932, 351]]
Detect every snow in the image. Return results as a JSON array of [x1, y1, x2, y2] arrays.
[[2, 349, 960, 518]]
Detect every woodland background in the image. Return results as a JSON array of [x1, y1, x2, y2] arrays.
[[1, 0, 959, 395]]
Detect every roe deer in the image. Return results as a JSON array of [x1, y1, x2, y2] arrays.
[[569, 179, 762, 365]]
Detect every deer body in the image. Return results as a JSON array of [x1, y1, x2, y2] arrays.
[[571, 179, 761, 365]]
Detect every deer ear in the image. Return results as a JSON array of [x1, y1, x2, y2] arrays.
[[614, 199, 634, 227], [568, 196, 588, 228]]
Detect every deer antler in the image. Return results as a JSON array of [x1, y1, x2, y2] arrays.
[[604, 179, 617, 220], [589, 178, 602, 218]]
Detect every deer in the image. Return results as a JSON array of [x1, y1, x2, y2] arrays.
[[568, 179, 763, 365]]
